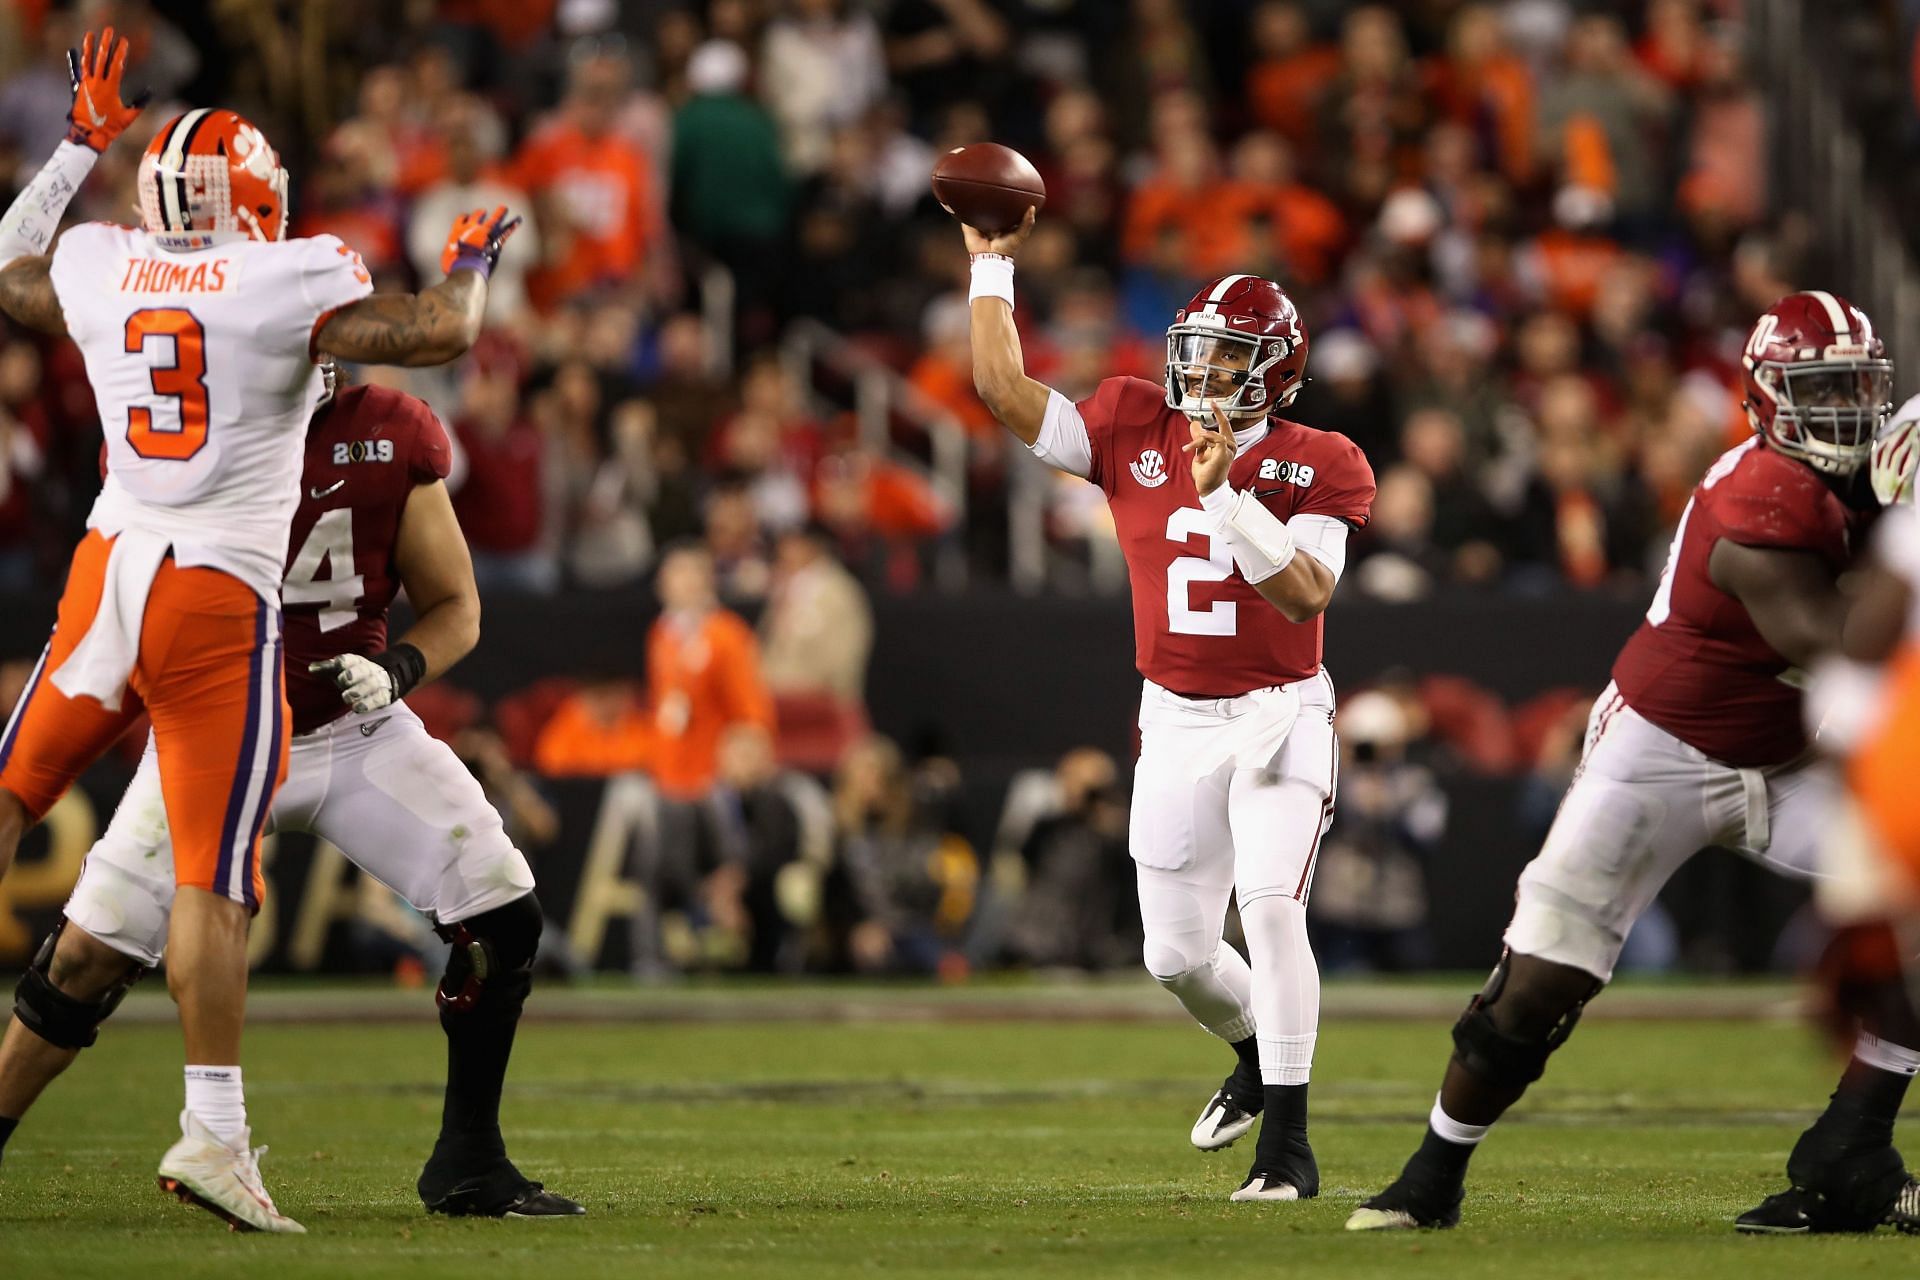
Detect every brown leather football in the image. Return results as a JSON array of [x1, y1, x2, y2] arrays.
[[930, 143, 1047, 236]]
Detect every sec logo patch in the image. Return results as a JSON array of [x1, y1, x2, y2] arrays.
[[1130, 448, 1169, 488]]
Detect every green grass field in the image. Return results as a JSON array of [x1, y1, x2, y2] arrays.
[[0, 980, 1913, 1278]]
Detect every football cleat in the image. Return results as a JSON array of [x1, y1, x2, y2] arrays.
[[1190, 1074, 1262, 1151], [1345, 1174, 1464, 1231], [1887, 1177, 1920, 1234], [1230, 1172, 1303, 1202], [156, 1110, 305, 1234], [421, 1153, 585, 1219], [1735, 1176, 1920, 1235], [1230, 1130, 1318, 1202]]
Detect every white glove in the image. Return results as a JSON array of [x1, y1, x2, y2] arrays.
[[1872, 395, 1920, 506], [310, 653, 395, 715]]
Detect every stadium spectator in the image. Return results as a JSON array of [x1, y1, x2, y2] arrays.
[[1308, 691, 1444, 973], [1003, 748, 1135, 971], [760, 524, 874, 705], [760, 0, 889, 175], [646, 543, 776, 803], [407, 95, 541, 323], [532, 676, 653, 778], [451, 355, 560, 594], [703, 723, 809, 972], [513, 42, 663, 309]]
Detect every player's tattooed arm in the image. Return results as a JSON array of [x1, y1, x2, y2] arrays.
[[390, 478, 481, 680], [0, 256, 67, 336], [314, 272, 488, 368], [1709, 540, 1845, 667]]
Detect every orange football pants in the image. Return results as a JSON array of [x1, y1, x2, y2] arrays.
[[0, 531, 288, 907], [1854, 643, 1920, 890]]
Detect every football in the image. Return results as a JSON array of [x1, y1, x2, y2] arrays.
[[930, 143, 1047, 236]]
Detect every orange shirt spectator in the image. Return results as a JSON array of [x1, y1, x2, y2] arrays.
[[513, 50, 660, 310], [1244, 4, 1342, 151], [534, 681, 655, 777], [1425, 5, 1536, 185], [1121, 142, 1238, 278], [648, 547, 776, 801]]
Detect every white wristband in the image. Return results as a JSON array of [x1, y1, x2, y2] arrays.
[[1203, 486, 1297, 584], [969, 253, 1015, 306]]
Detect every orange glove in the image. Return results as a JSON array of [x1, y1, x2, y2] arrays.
[[66, 27, 147, 153], [440, 205, 523, 278]]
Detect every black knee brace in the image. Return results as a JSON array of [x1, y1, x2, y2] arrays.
[[12, 921, 149, 1051], [434, 894, 542, 1015], [1450, 950, 1600, 1088]]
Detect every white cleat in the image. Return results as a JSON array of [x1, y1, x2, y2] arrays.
[[1230, 1173, 1303, 1202], [1190, 1083, 1259, 1152], [1345, 1206, 1421, 1230], [157, 1110, 306, 1234]]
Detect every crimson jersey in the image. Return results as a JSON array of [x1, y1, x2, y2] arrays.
[[281, 385, 453, 734], [1082, 376, 1375, 696], [1612, 437, 1877, 767]]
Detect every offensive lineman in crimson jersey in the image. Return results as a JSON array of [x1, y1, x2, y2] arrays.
[[0, 371, 583, 1219], [1350, 292, 1920, 1235], [967, 210, 1374, 1203]]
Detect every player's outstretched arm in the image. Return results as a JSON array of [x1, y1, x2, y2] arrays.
[[309, 478, 479, 717], [314, 207, 520, 367], [965, 209, 1052, 445], [1188, 405, 1338, 623], [0, 26, 147, 336], [1709, 541, 1846, 668]]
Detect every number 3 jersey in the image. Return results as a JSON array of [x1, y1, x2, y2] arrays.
[[1611, 436, 1878, 767], [282, 384, 452, 734], [1053, 376, 1375, 697], [50, 221, 375, 600]]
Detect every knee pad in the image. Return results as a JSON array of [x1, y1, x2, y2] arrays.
[[1143, 941, 1206, 986], [1450, 950, 1600, 1088], [435, 893, 542, 1015], [12, 921, 149, 1051]]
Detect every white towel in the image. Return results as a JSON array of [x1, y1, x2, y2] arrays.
[[50, 529, 171, 712]]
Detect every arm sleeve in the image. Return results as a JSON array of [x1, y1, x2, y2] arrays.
[[1031, 390, 1094, 479], [1288, 513, 1352, 583], [0, 141, 96, 270], [294, 234, 376, 360]]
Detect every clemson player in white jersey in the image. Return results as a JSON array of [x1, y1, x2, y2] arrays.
[[0, 30, 519, 1232]]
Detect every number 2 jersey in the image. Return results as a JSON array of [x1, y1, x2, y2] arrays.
[[1043, 376, 1375, 697], [1611, 436, 1878, 767], [50, 221, 375, 600], [282, 384, 452, 734]]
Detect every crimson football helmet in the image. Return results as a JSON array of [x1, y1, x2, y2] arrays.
[[1165, 274, 1309, 421], [1742, 291, 1893, 475], [138, 108, 290, 246]]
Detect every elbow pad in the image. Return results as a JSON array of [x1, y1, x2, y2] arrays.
[[1200, 485, 1296, 584]]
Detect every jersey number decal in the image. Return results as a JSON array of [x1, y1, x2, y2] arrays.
[[124, 308, 210, 460], [283, 508, 365, 633], [1645, 439, 1753, 626], [1166, 508, 1238, 637]]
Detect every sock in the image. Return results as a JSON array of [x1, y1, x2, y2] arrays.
[[0, 1114, 17, 1159], [183, 1065, 248, 1148], [1809, 1035, 1920, 1151], [1230, 1033, 1261, 1085], [1253, 1082, 1309, 1158], [1412, 1096, 1489, 1182]]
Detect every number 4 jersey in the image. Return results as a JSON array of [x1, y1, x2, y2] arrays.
[[1048, 376, 1375, 697], [51, 221, 375, 600], [282, 383, 452, 733], [1612, 436, 1878, 767]]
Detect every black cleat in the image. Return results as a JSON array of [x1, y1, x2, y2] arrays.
[[1191, 1072, 1263, 1151], [1231, 1130, 1319, 1202], [1737, 1176, 1920, 1235], [421, 1151, 585, 1218], [1345, 1173, 1465, 1231]]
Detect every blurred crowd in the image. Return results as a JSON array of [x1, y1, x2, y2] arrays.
[[0, 0, 1819, 602]]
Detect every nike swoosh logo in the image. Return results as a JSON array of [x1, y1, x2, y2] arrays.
[[87, 104, 106, 127], [359, 717, 391, 738], [309, 479, 345, 499]]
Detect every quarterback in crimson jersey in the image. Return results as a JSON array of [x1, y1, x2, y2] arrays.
[[1351, 292, 1920, 1236], [967, 209, 1374, 1203], [0, 372, 583, 1219]]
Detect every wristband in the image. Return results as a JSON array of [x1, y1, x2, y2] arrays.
[[447, 248, 494, 281], [969, 253, 1014, 306], [374, 643, 427, 700]]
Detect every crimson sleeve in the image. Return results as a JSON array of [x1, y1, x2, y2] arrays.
[[1291, 432, 1376, 528], [1076, 376, 1164, 493], [1714, 453, 1846, 558], [402, 396, 455, 484]]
